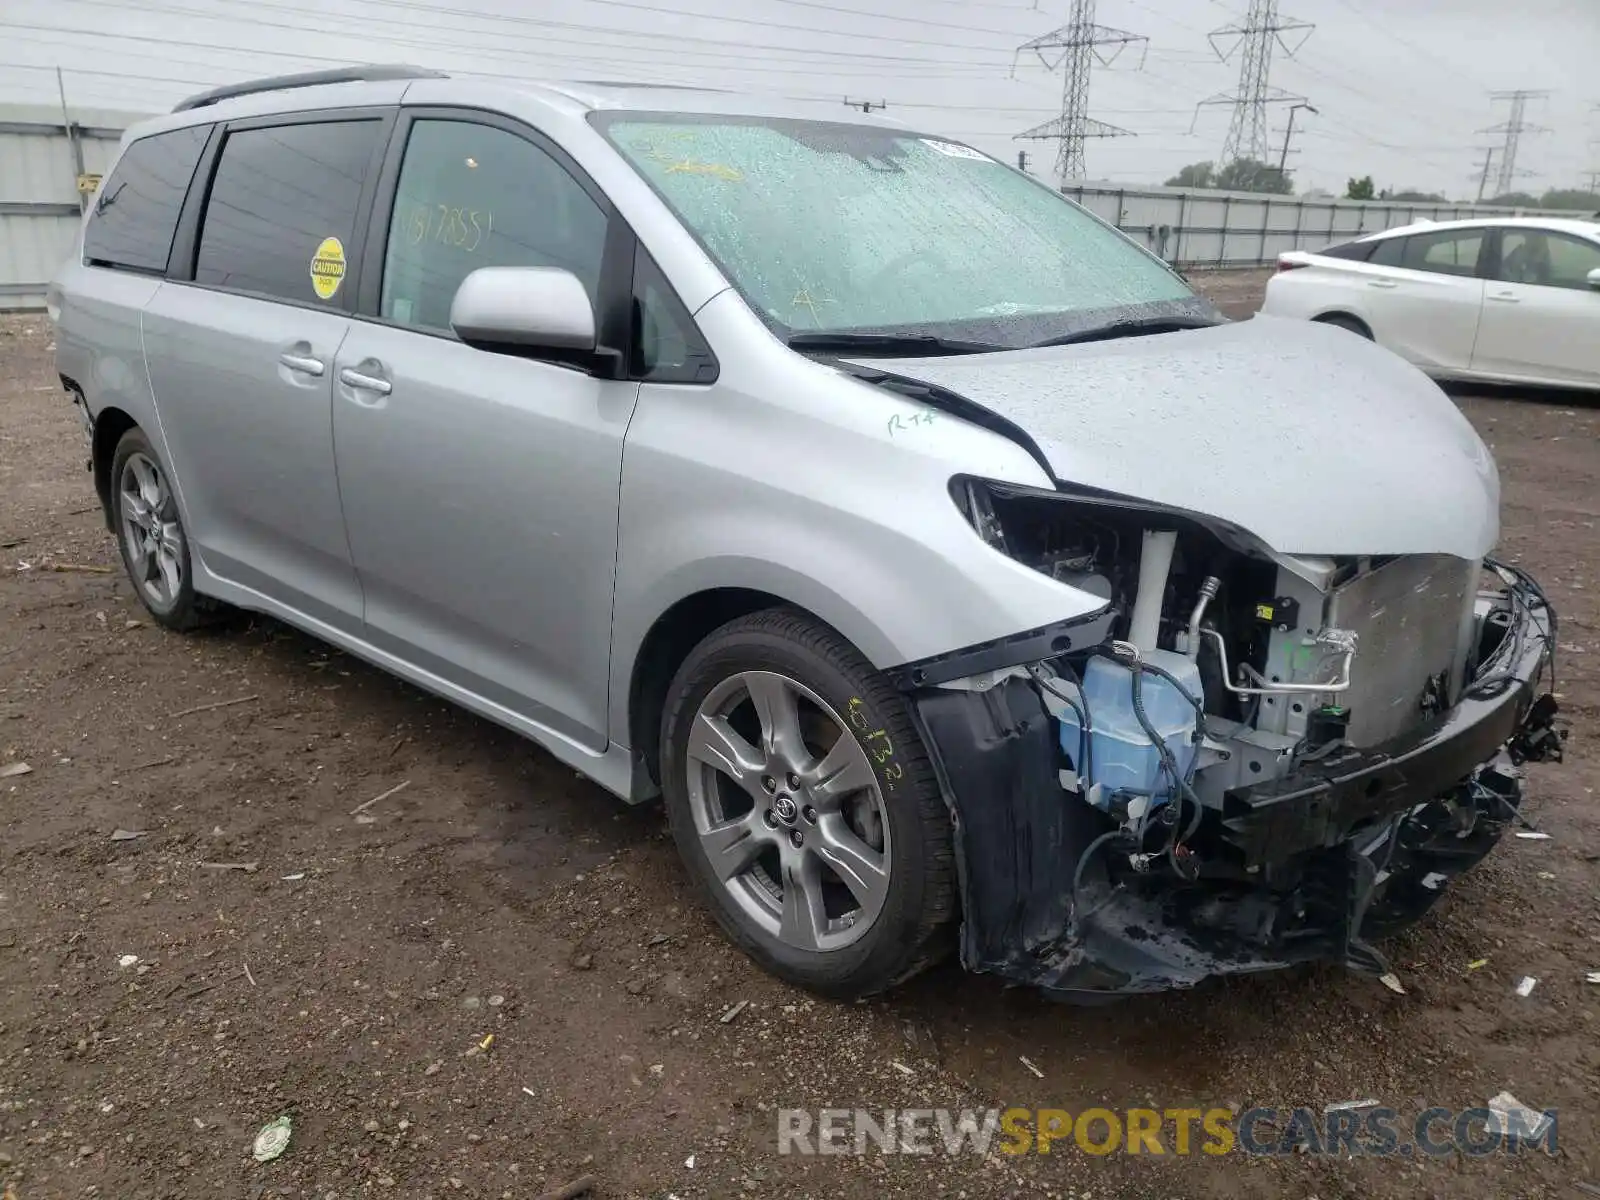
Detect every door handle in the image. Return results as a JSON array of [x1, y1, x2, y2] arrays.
[[1366, 279, 1398, 289], [279, 352, 325, 376], [1487, 292, 1520, 303], [339, 367, 392, 396]]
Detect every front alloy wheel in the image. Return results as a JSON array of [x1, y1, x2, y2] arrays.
[[661, 608, 955, 998], [686, 669, 892, 953]]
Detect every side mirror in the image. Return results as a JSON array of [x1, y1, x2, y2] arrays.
[[1587, 267, 1600, 292], [450, 266, 596, 353]]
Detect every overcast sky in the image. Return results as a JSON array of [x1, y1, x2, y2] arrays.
[[3, 0, 1596, 198]]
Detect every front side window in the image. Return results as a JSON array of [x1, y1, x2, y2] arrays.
[[632, 250, 716, 382], [594, 115, 1197, 348], [1496, 229, 1600, 290], [194, 119, 383, 304], [83, 124, 210, 273], [379, 119, 607, 333]]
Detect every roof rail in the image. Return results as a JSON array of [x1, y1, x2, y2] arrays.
[[172, 65, 448, 113]]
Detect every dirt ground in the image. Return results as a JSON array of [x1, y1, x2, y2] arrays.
[[1, 276, 1597, 1200]]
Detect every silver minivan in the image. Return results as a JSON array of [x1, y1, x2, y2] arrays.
[[52, 67, 1563, 1001]]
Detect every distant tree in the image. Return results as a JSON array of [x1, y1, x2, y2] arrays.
[[1213, 157, 1293, 194], [1538, 188, 1600, 211], [1165, 161, 1216, 188], [1486, 191, 1541, 208], [1387, 189, 1447, 203], [1345, 176, 1376, 200]]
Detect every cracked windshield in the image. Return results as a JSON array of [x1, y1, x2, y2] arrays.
[[602, 117, 1193, 343]]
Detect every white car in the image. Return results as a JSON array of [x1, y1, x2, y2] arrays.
[[1262, 217, 1600, 391]]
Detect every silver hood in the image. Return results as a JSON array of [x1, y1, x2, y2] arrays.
[[855, 314, 1499, 560]]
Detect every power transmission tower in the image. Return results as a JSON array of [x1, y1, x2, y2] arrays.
[[843, 98, 887, 113], [1586, 103, 1600, 194], [1471, 147, 1499, 203], [1012, 0, 1147, 183], [1195, 0, 1314, 166], [1478, 90, 1550, 196], [1276, 101, 1317, 175]]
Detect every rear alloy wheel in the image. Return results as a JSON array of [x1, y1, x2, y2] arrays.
[[660, 608, 955, 998], [111, 428, 209, 631]]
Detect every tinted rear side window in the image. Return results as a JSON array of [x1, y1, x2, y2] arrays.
[[195, 119, 383, 305], [1367, 237, 1406, 268], [1318, 240, 1376, 262], [83, 124, 210, 273]]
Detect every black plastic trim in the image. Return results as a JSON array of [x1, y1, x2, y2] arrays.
[[836, 363, 1058, 481], [164, 122, 224, 281], [884, 606, 1116, 690]]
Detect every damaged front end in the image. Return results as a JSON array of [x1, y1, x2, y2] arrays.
[[898, 479, 1565, 1000]]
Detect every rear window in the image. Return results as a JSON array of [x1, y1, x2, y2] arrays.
[[1318, 240, 1376, 262], [82, 124, 210, 274], [194, 119, 384, 305]]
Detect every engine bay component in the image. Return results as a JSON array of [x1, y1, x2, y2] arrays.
[[914, 477, 1564, 999], [1052, 646, 1203, 811], [1200, 625, 1358, 695]]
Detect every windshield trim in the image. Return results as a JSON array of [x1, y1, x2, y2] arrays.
[[587, 109, 1196, 345]]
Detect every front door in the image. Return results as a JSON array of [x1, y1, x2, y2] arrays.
[[332, 112, 636, 749], [143, 113, 391, 629], [1470, 227, 1600, 386]]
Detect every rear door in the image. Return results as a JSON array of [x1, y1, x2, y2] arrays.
[[331, 109, 637, 749], [1358, 227, 1489, 373], [142, 110, 392, 630], [1470, 227, 1600, 386]]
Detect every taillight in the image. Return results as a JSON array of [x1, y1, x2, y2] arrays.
[[1275, 258, 1308, 273]]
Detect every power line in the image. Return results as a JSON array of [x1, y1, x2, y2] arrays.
[[1326, 0, 1488, 93], [334, 0, 1051, 43], [1478, 90, 1550, 196], [1012, 0, 1147, 182], [32, 0, 1022, 70], [4, 32, 1094, 119], [1, 23, 1016, 84], [112, 0, 1035, 59], [1196, 0, 1313, 165]]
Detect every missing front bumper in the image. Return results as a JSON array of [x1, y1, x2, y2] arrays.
[[909, 589, 1562, 1000]]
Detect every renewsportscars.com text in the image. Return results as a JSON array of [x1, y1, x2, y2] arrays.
[[777, 1106, 1557, 1158]]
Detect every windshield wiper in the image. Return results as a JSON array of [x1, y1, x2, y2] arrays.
[[1025, 315, 1223, 350], [786, 331, 1004, 357]]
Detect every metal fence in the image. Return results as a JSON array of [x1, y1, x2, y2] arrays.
[[1060, 181, 1582, 269], [1, 103, 137, 312]]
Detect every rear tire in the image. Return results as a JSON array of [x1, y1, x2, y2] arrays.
[[1315, 313, 1374, 340], [109, 427, 212, 632], [660, 607, 956, 998]]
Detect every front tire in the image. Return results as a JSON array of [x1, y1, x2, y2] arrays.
[[110, 427, 209, 632], [660, 608, 956, 998]]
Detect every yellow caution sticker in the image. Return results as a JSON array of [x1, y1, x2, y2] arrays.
[[309, 236, 347, 301], [1255, 603, 1276, 621]]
